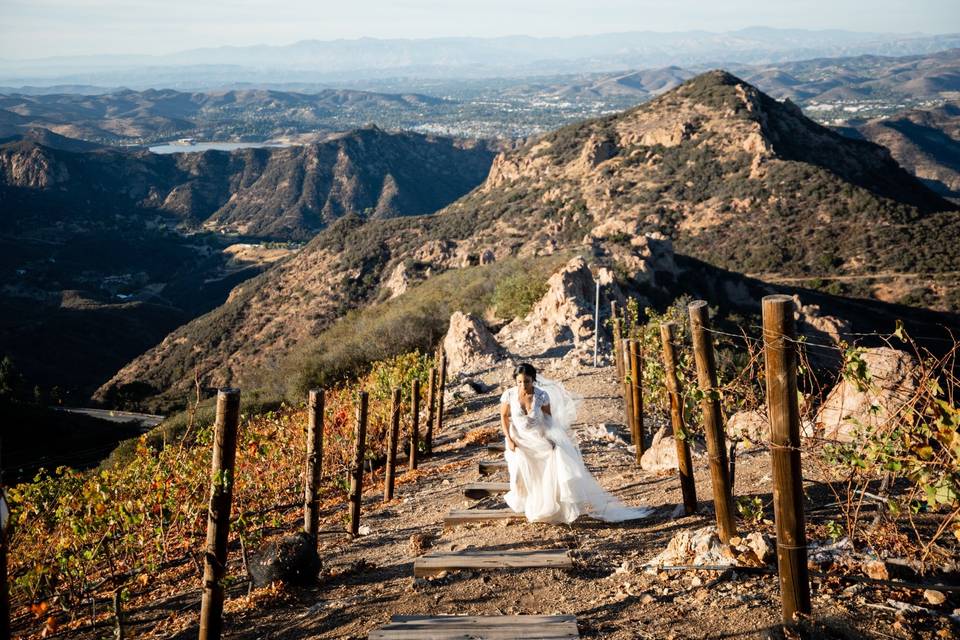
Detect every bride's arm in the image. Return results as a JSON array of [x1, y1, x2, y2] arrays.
[[500, 402, 516, 451]]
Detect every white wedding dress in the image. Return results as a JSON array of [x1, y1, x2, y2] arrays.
[[499, 378, 652, 524]]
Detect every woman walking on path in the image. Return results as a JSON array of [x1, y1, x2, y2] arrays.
[[499, 362, 652, 523]]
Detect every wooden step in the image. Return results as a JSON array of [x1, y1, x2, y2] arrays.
[[369, 614, 580, 639], [479, 460, 508, 475], [463, 482, 510, 499], [487, 442, 505, 452], [444, 509, 524, 526], [414, 549, 572, 577]]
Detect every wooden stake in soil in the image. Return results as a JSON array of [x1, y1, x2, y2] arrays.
[[348, 391, 369, 537], [384, 388, 401, 502], [199, 388, 241, 640], [621, 338, 636, 448], [437, 349, 447, 434], [0, 439, 9, 640], [688, 301, 737, 543], [113, 589, 124, 640], [611, 301, 623, 380], [660, 322, 697, 514], [409, 378, 421, 471], [629, 338, 644, 460], [425, 367, 437, 456], [303, 389, 324, 541], [762, 294, 812, 624]]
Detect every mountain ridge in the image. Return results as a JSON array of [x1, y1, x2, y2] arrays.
[[94, 70, 960, 409]]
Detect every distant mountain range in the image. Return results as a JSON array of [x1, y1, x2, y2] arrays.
[[0, 88, 448, 143], [534, 48, 960, 105], [3, 48, 958, 145], [3, 28, 960, 88], [841, 102, 960, 200]]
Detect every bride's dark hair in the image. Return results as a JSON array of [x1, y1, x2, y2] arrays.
[[513, 362, 537, 380]]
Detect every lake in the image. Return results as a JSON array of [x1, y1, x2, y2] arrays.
[[148, 140, 292, 154]]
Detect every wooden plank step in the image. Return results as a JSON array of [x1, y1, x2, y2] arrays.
[[463, 482, 510, 499], [487, 442, 505, 452], [369, 614, 580, 639], [414, 549, 572, 577], [479, 460, 507, 475], [444, 509, 524, 526]]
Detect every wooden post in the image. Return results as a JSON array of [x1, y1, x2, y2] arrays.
[[436, 349, 447, 434], [199, 388, 241, 640], [629, 338, 644, 460], [762, 294, 811, 624], [409, 378, 421, 471], [688, 301, 737, 543], [303, 389, 324, 540], [348, 391, 368, 536], [0, 438, 9, 640], [660, 322, 697, 515], [384, 388, 401, 502], [621, 338, 636, 449], [425, 367, 437, 456], [113, 589, 124, 640], [0, 492, 7, 640], [611, 301, 623, 379]]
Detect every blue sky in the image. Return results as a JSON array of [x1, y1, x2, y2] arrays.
[[1, 0, 958, 59]]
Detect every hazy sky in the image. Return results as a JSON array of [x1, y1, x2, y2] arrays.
[[2, 0, 959, 59]]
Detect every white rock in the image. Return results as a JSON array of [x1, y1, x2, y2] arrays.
[[640, 426, 706, 473], [815, 347, 918, 442], [443, 311, 504, 378]]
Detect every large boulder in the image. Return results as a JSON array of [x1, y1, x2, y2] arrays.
[[500, 256, 596, 350], [443, 311, 504, 378], [726, 410, 767, 448], [647, 526, 736, 569], [640, 426, 706, 473], [248, 532, 321, 587], [815, 347, 918, 442]]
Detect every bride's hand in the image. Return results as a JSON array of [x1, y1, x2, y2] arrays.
[[506, 436, 517, 451]]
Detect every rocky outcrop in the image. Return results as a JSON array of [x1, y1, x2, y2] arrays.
[[815, 347, 918, 442], [792, 295, 852, 365], [442, 311, 505, 378], [500, 257, 596, 351], [590, 221, 678, 287], [383, 262, 412, 299], [0, 144, 69, 188]]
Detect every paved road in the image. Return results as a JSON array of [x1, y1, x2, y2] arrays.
[[51, 407, 165, 431]]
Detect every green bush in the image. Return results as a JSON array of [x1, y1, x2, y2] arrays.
[[492, 273, 550, 320]]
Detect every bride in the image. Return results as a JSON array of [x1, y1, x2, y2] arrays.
[[499, 362, 652, 524]]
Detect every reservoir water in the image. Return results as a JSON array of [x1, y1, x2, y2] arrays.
[[148, 140, 292, 154]]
